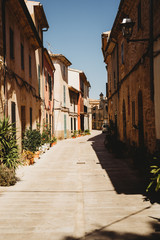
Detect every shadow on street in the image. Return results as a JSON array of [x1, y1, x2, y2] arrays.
[[62, 219, 160, 240], [87, 132, 146, 195]]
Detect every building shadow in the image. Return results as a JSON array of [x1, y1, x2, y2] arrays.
[[87, 133, 146, 195], [62, 219, 160, 240]]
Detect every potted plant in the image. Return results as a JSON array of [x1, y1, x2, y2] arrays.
[[50, 136, 57, 147], [22, 128, 41, 153]]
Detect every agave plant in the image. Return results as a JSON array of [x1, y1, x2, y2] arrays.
[[0, 118, 19, 169], [146, 157, 160, 192]]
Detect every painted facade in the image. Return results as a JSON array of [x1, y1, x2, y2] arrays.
[[68, 68, 80, 135], [43, 48, 55, 135], [0, 0, 43, 149], [79, 72, 91, 131], [102, 0, 160, 153], [25, 0, 49, 128], [50, 54, 72, 139]]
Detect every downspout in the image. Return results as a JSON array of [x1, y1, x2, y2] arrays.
[[150, 0, 154, 101], [2, 0, 8, 118]]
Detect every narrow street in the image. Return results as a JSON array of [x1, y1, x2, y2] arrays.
[[0, 130, 160, 240]]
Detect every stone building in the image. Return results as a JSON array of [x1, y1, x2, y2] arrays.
[[0, 0, 44, 149], [102, 0, 160, 153], [90, 93, 108, 130]]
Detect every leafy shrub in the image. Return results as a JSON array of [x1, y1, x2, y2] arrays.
[[0, 118, 19, 169], [41, 123, 51, 144], [50, 136, 57, 144], [23, 128, 41, 153], [0, 165, 17, 186], [84, 129, 90, 135]]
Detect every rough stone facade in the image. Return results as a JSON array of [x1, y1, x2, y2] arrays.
[[102, 0, 160, 153]]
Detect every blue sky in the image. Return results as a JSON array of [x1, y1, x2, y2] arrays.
[[36, 0, 120, 99]]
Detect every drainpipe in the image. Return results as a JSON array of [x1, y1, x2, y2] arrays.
[[2, 0, 8, 118], [150, 0, 154, 101]]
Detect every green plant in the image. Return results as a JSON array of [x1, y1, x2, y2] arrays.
[[0, 118, 19, 169], [50, 136, 57, 144], [84, 129, 91, 135], [146, 157, 160, 192], [41, 123, 51, 144], [22, 128, 41, 153], [71, 130, 77, 138], [0, 165, 17, 186]]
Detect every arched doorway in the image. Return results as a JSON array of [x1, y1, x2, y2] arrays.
[[138, 91, 144, 147]]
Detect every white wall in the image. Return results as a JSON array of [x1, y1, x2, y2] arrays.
[[68, 69, 80, 91]]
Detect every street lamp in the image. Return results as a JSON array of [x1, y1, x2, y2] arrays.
[[121, 18, 149, 42]]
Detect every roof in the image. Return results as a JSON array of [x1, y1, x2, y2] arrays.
[[34, 3, 49, 29], [50, 54, 72, 66], [68, 86, 80, 94]]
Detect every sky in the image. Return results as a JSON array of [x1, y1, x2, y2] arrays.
[[35, 0, 120, 99]]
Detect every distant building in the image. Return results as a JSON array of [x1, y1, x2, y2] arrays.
[[90, 93, 108, 130]]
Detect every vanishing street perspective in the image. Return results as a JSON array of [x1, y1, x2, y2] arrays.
[[0, 0, 160, 240]]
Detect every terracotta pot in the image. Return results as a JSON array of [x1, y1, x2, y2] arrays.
[[51, 142, 56, 147], [30, 158, 34, 165]]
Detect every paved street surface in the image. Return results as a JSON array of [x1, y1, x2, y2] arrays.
[[0, 130, 160, 240]]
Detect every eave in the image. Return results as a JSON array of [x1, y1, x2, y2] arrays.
[[50, 54, 72, 66], [68, 86, 80, 94], [9, 0, 43, 50], [34, 4, 49, 29]]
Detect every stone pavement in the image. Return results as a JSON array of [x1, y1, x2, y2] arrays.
[[0, 130, 160, 240]]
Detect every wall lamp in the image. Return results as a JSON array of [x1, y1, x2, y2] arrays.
[[121, 18, 149, 42]]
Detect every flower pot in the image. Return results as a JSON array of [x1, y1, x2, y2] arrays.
[[51, 142, 56, 147], [30, 158, 34, 165]]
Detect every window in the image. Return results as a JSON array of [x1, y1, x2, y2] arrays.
[[10, 28, 14, 59], [11, 102, 16, 137], [21, 106, 26, 139], [138, 1, 141, 30], [46, 113, 48, 124], [21, 43, 24, 70], [29, 55, 31, 77], [30, 107, 32, 130], [45, 70, 47, 88], [48, 74, 52, 100], [63, 85, 66, 107], [38, 64, 40, 96], [121, 42, 124, 64], [132, 101, 135, 125], [71, 118, 73, 131], [114, 71, 116, 89], [128, 88, 130, 116], [74, 118, 76, 131], [84, 105, 87, 113]]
